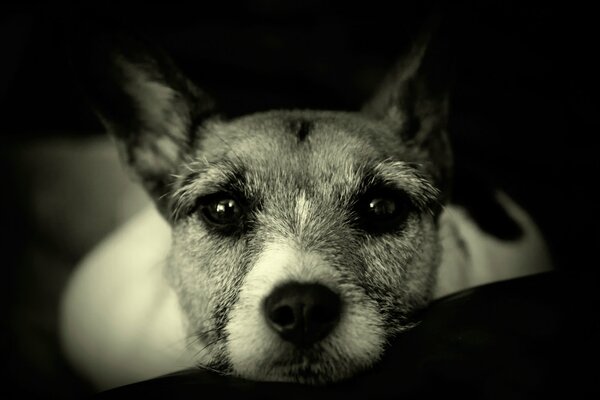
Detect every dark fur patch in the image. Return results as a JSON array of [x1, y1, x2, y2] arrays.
[[289, 118, 313, 142], [180, 171, 201, 190], [206, 358, 232, 375], [452, 168, 523, 241], [212, 302, 230, 342]]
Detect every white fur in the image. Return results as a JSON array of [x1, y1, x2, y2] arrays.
[[294, 191, 311, 236]]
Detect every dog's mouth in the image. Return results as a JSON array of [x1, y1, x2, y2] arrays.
[[271, 366, 330, 385], [257, 350, 342, 384], [232, 339, 376, 384], [194, 333, 333, 382]]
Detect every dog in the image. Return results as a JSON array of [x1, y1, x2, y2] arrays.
[[59, 25, 553, 390]]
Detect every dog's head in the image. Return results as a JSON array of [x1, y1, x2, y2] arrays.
[[78, 25, 452, 383]]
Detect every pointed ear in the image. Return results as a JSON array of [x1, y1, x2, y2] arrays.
[[362, 16, 454, 193], [71, 28, 217, 219]]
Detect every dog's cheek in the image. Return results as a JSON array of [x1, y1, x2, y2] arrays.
[[356, 216, 441, 326], [166, 221, 249, 357]]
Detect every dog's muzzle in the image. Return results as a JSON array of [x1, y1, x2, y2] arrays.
[[262, 282, 342, 347]]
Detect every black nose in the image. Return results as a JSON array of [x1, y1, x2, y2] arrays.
[[263, 282, 342, 347]]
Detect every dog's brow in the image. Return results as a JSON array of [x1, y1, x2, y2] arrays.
[[171, 161, 246, 220], [372, 160, 440, 208]]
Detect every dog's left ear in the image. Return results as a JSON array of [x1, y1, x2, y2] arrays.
[[70, 27, 217, 219], [362, 16, 453, 193]]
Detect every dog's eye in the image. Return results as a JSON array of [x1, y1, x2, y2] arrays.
[[197, 194, 244, 227], [368, 197, 397, 216], [358, 190, 411, 233]]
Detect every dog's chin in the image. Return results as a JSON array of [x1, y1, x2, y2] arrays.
[[235, 363, 353, 385], [253, 366, 342, 385], [229, 344, 373, 385]]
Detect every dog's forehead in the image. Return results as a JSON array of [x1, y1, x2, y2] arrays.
[[199, 110, 403, 168], [193, 111, 410, 193], [184, 110, 442, 200]]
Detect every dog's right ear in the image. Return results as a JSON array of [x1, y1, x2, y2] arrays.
[[69, 27, 217, 219], [361, 15, 454, 196]]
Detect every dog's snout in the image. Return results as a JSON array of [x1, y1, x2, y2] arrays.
[[263, 282, 342, 347]]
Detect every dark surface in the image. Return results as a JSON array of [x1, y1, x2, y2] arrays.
[[97, 272, 599, 398], [2, 2, 598, 398]]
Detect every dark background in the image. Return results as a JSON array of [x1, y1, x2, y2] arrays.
[[1, 1, 598, 397]]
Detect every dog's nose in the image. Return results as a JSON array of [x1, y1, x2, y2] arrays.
[[263, 282, 342, 347]]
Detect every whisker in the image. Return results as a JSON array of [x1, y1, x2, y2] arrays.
[[194, 361, 228, 376], [194, 337, 219, 357]]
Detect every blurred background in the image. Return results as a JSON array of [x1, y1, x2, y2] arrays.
[[1, 1, 598, 397]]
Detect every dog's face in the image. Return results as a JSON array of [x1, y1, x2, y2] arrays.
[[168, 111, 444, 382], [78, 27, 451, 383]]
